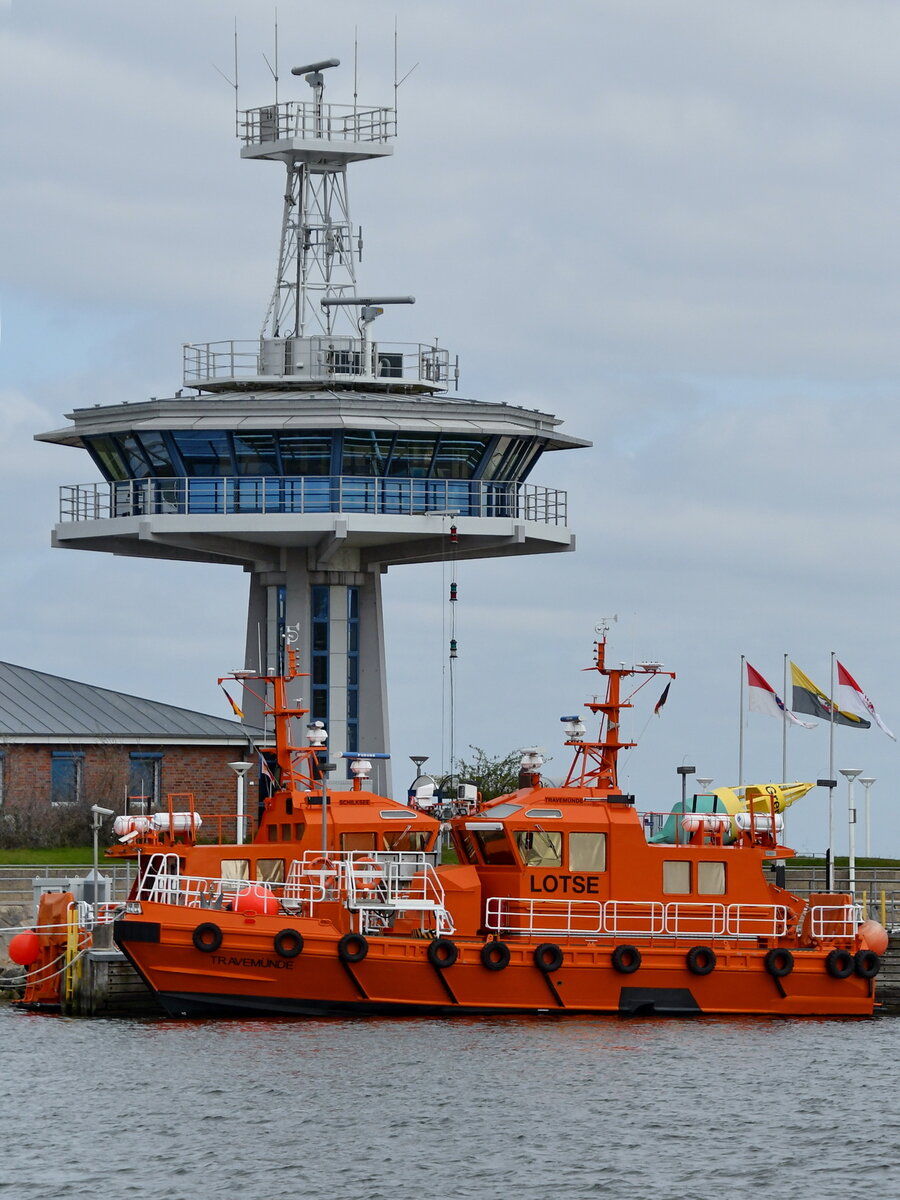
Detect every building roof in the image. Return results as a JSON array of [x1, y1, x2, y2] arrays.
[[0, 661, 262, 742]]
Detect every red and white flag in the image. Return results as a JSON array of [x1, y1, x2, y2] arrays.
[[747, 663, 815, 727], [837, 661, 895, 740]]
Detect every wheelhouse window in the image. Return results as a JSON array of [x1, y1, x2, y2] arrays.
[[256, 859, 285, 884], [515, 830, 562, 867], [220, 859, 250, 880], [663, 860, 691, 894], [341, 832, 377, 853], [569, 832, 607, 872], [471, 827, 516, 865], [383, 829, 429, 853], [51, 751, 83, 806], [698, 862, 726, 895]]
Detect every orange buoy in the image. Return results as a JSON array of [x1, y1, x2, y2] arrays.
[[856, 919, 889, 955], [8, 930, 41, 966], [232, 885, 279, 916]]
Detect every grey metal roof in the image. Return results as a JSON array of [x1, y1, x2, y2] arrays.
[[0, 661, 262, 741]]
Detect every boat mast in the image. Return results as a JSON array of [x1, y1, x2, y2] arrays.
[[563, 637, 675, 790]]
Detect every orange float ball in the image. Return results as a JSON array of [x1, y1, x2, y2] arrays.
[[232, 885, 279, 916], [8, 930, 40, 966], [857, 919, 889, 955]]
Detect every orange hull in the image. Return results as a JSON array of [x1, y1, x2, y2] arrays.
[[116, 905, 876, 1019]]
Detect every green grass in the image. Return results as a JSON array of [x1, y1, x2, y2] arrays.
[[0, 847, 123, 866]]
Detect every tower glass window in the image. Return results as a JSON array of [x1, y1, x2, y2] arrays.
[[341, 432, 395, 476], [347, 587, 359, 752], [172, 432, 234, 476], [310, 586, 330, 722], [432, 435, 490, 479], [279, 433, 333, 475]]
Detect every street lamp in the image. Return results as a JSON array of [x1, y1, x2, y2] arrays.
[[228, 761, 253, 845], [817, 779, 837, 891], [854, 777, 878, 864], [839, 769, 862, 897], [89, 804, 115, 923]]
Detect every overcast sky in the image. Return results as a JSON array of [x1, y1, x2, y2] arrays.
[[2, 0, 899, 855]]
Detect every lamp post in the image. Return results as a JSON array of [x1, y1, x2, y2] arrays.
[[839, 769, 862, 897], [227, 761, 252, 845], [817, 779, 837, 891], [89, 804, 115, 923], [859, 776, 876, 859]]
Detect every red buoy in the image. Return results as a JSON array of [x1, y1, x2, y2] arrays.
[[232, 885, 278, 916], [8, 930, 40, 966]]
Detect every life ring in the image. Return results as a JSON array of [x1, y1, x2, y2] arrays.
[[309, 856, 338, 888], [480, 941, 511, 971], [825, 948, 854, 979], [686, 946, 716, 976], [337, 933, 368, 964], [533, 943, 564, 973], [854, 949, 881, 979], [611, 944, 641, 974], [192, 922, 222, 953], [352, 856, 383, 893], [427, 937, 459, 969], [764, 948, 794, 978], [274, 929, 304, 959]]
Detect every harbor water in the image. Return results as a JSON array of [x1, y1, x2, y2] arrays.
[[1, 1005, 898, 1199]]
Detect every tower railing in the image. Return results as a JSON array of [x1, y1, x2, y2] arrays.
[[239, 101, 396, 146], [182, 337, 451, 392], [59, 478, 568, 525]]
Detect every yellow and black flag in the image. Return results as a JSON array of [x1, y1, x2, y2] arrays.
[[790, 662, 870, 729]]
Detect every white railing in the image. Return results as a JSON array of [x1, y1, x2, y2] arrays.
[[182, 337, 450, 391], [809, 904, 864, 939], [485, 897, 603, 936], [292, 850, 451, 933], [486, 896, 791, 940], [240, 101, 396, 146], [59, 478, 568, 526]]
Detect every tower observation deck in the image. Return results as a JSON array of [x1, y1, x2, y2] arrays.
[[37, 58, 590, 788]]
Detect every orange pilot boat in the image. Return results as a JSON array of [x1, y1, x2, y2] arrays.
[[109, 638, 887, 1018]]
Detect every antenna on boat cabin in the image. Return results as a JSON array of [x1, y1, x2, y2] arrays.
[[595, 615, 618, 638]]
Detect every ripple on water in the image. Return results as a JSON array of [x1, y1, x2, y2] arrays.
[[2, 1007, 900, 1199]]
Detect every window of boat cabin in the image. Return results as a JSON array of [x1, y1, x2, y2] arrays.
[[515, 830, 562, 867], [256, 859, 284, 884], [662, 861, 691, 894], [472, 827, 516, 865], [697, 861, 726, 894], [220, 859, 250, 880], [456, 832, 478, 863], [341, 832, 377, 853], [569, 832, 607, 872], [383, 829, 429, 853]]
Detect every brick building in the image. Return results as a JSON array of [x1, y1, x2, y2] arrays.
[[0, 661, 265, 840]]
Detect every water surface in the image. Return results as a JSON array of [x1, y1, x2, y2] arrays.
[[1, 1006, 896, 1199]]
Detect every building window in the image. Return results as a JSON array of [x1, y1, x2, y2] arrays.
[[347, 586, 359, 753], [310, 585, 329, 723], [129, 753, 162, 809], [0, 751, 5, 807], [51, 751, 83, 806]]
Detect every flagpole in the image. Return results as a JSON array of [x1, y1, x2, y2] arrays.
[[782, 653, 788, 784], [829, 651, 836, 876], [739, 655, 745, 787]]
